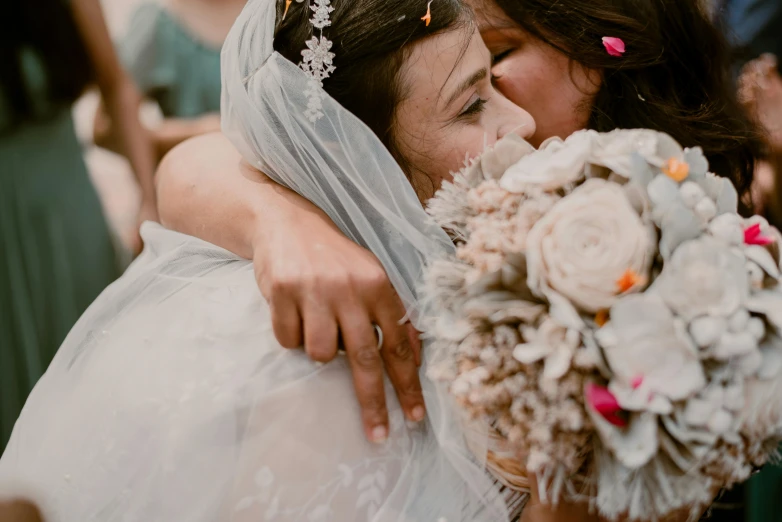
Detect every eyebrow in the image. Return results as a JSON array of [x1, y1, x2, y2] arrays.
[[444, 68, 488, 109]]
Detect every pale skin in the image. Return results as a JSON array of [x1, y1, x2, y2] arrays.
[[156, 3, 697, 520], [159, 0, 598, 441], [93, 0, 245, 164], [70, 0, 157, 233]]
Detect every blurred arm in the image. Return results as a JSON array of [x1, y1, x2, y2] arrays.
[[93, 104, 221, 162], [156, 132, 318, 259], [70, 0, 158, 220]]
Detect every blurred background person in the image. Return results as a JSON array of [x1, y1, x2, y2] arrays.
[[93, 0, 246, 164], [721, 0, 782, 226], [0, 0, 156, 453], [719, 1, 782, 521], [740, 54, 782, 228]]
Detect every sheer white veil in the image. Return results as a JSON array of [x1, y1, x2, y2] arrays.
[[221, 0, 453, 320], [221, 0, 510, 519], [0, 1, 513, 520]]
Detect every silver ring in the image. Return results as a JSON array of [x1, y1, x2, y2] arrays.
[[374, 324, 384, 351]]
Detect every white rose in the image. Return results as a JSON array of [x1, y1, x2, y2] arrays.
[[500, 131, 596, 194], [525, 178, 656, 313], [656, 236, 749, 322]]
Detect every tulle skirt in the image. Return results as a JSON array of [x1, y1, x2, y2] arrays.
[[0, 224, 515, 522]]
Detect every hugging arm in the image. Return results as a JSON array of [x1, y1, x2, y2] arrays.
[[156, 132, 426, 442]]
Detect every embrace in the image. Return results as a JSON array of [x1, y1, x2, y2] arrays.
[[0, 0, 762, 521]]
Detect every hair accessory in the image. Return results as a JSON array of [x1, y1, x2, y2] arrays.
[[602, 36, 625, 57], [298, 0, 336, 122], [422, 1, 433, 27]]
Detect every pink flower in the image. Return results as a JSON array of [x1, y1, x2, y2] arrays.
[[586, 383, 628, 427], [602, 37, 626, 57], [744, 223, 775, 246]]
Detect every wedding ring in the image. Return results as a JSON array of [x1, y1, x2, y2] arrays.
[[374, 324, 384, 351]]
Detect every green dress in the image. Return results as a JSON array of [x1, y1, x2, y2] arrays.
[[121, 2, 222, 119], [0, 50, 120, 451], [748, 462, 782, 521]]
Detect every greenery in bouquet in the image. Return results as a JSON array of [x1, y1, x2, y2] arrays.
[[423, 129, 782, 521]]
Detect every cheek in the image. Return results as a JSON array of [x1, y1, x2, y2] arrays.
[[422, 128, 487, 190], [494, 50, 596, 145]]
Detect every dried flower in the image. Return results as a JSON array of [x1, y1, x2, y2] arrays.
[[585, 383, 628, 427], [421, 0, 432, 26], [602, 37, 626, 57], [744, 223, 775, 246], [663, 158, 690, 182]]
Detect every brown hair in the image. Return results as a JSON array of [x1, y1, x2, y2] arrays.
[[494, 0, 763, 209], [274, 0, 472, 176], [0, 0, 93, 130]]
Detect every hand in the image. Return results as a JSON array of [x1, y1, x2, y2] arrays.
[[251, 202, 425, 443]]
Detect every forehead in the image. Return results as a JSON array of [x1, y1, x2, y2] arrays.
[[399, 27, 486, 104], [466, 0, 515, 28]]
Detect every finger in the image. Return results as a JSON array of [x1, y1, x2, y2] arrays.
[[406, 322, 422, 367], [302, 303, 340, 363], [375, 308, 425, 424], [268, 292, 304, 349], [340, 310, 389, 443]]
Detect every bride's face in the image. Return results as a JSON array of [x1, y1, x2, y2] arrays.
[[394, 26, 536, 199]]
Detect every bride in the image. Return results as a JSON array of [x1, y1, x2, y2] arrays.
[[0, 0, 546, 520]]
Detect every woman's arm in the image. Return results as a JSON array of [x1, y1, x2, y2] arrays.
[[156, 132, 426, 442], [93, 105, 222, 162], [70, 0, 158, 225]]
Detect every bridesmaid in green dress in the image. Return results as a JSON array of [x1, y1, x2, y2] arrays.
[[95, 0, 247, 163], [0, 0, 156, 452]]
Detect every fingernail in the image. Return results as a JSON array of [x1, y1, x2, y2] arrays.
[[411, 405, 425, 422], [371, 425, 388, 443]]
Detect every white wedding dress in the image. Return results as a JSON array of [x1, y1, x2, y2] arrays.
[[0, 225, 520, 521], [0, 0, 526, 520]]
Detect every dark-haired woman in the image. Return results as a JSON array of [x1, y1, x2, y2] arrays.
[[0, 0, 156, 451], [157, 0, 763, 441]]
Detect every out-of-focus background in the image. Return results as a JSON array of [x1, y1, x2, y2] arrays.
[[75, 0, 158, 251], [2, 0, 782, 521]]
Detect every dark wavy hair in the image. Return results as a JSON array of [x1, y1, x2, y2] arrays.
[[0, 0, 93, 128], [274, 0, 472, 176], [494, 0, 763, 209]]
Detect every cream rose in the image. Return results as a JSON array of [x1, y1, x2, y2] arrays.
[[525, 178, 656, 313], [500, 131, 595, 194]]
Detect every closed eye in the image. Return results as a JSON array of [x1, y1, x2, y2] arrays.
[[492, 49, 513, 65], [458, 97, 487, 119]]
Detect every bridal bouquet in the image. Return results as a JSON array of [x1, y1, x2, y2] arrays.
[[423, 129, 782, 520]]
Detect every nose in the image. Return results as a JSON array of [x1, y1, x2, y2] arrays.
[[496, 94, 536, 142]]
